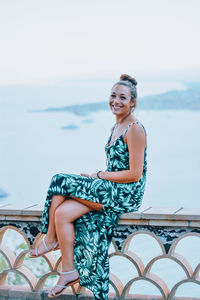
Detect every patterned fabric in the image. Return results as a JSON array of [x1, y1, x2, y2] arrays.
[[41, 121, 147, 300]]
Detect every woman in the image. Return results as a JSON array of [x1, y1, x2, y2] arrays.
[[30, 74, 147, 299]]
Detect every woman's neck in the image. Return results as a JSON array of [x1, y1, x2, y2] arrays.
[[115, 112, 134, 126]]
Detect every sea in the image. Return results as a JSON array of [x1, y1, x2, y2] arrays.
[[0, 80, 200, 297]]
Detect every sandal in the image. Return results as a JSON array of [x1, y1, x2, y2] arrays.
[[48, 269, 80, 298], [29, 236, 59, 258]]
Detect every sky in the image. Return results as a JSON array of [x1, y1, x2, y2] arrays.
[[0, 0, 200, 84]]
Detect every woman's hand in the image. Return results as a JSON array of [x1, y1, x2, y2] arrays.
[[80, 173, 98, 178]]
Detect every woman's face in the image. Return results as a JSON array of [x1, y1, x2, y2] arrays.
[[109, 84, 134, 116]]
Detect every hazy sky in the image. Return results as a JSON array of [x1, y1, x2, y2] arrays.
[[0, 0, 200, 84]]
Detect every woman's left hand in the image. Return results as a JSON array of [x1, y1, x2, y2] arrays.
[[80, 173, 98, 178], [90, 173, 98, 178]]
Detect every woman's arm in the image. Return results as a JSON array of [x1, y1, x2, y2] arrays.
[[81, 124, 146, 183]]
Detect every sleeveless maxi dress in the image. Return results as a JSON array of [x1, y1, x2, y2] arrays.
[[41, 121, 147, 300]]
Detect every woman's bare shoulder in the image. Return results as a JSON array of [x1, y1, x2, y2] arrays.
[[125, 122, 146, 146]]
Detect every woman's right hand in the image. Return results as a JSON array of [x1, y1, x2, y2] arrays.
[[80, 173, 98, 178], [80, 173, 90, 177]]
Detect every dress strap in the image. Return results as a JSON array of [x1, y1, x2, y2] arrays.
[[122, 121, 147, 149], [108, 124, 117, 144], [122, 121, 139, 137], [140, 123, 147, 137]]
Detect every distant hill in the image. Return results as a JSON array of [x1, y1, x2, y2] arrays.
[[139, 86, 200, 110], [40, 85, 200, 115], [42, 101, 108, 116]]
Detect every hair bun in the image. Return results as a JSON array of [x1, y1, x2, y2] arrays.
[[120, 74, 137, 86]]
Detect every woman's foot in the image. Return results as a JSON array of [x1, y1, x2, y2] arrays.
[[29, 236, 59, 258], [48, 269, 80, 298]]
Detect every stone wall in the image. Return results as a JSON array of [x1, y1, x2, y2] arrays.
[[0, 204, 200, 299]]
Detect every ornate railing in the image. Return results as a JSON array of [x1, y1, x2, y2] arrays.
[[0, 203, 200, 300]]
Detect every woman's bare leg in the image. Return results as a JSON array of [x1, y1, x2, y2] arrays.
[[48, 199, 102, 296], [30, 195, 66, 256], [45, 195, 66, 241]]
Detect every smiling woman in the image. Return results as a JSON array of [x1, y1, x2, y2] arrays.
[[29, 74, 147, 300]]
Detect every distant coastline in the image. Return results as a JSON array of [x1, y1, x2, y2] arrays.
[[140, 86, 200, 110], [36, 85, 200, 116]]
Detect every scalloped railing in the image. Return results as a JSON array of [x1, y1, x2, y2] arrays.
[[0, 203, 200, 300]]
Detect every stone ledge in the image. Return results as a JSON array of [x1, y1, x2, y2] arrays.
[[0, 204, 200, 227], [1, 287, 200, 300]]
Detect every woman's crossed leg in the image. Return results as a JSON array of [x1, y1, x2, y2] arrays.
[[30, 195, 102, 297]]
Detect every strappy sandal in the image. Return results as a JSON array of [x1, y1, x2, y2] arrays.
[[48, 269, 80, 298], [29, 236, 59, 258]]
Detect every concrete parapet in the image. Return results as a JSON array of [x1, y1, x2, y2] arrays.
[[0, 204, 200, 299]]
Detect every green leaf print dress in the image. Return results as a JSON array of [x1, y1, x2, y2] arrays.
[[41, 121, 147, 300]]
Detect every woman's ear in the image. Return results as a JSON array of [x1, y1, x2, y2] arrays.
[[130, 98, 136, 108]]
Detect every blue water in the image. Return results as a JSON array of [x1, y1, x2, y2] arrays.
[[0, 81, 200, 297], [0, 79, 199, 208], [0, 106, 199, 208]]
